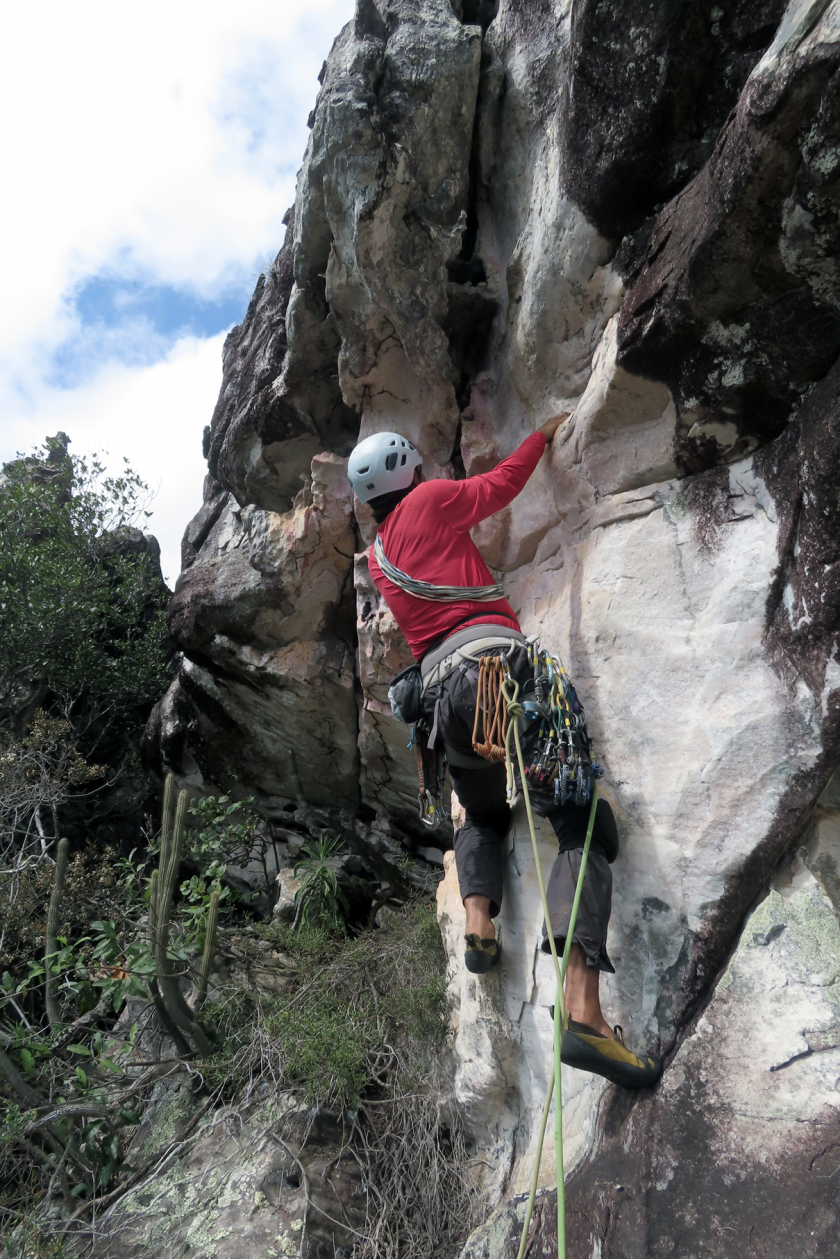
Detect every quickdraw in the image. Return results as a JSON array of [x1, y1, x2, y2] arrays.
[[409, 722, 449, 830], [519, 642, 604, 806]]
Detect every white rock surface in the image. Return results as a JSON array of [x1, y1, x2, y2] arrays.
[[456, 799, 840, 1257], [273, 868, 302, 922]]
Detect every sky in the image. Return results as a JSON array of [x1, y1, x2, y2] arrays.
[[0, 0, 355, 585]]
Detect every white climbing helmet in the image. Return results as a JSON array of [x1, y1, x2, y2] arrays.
[[347, 431, 423, 503]]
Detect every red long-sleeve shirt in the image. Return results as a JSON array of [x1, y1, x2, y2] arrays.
[[368, 432, 546, 660]]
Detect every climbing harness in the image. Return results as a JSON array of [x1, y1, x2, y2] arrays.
[[374, 534, 505, 603], [497, 653, 600, 1259], [421, 624, 525, 693], [390, 625, 526, 827], [408, 721, 448, 829]]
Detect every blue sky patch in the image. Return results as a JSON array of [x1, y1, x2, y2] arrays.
[[74, 275, 248, 340], [47, 274, 252, 389]]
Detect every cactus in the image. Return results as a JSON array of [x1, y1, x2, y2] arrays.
[[45, 838, 69, 1029], [145, 867, 190, 1054], [148, 868, 159, 940], [196, 888, 220, 1010], [150, 785, 213, 1056], [154, 773, 177, 918]]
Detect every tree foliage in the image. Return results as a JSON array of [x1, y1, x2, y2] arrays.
[[0, 434, 170, 733]]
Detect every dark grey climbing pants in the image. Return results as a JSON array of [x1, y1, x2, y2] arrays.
[[424, 644, 618, 972]]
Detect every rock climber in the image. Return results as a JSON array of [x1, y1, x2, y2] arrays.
[[347, 421, 661, 1088]]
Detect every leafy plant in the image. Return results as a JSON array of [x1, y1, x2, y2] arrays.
[[199, 902, 478, 1259], [293, 833, 349, 931], [0, 436, 171, 858], [179, 863, 231, 944], [187, 791, 277, 901], [0, 777, 221, 1226]]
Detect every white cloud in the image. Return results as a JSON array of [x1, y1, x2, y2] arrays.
[[1, 0, 353, 351], [4, 336, 227, 587], [0, 0, 356, 582]]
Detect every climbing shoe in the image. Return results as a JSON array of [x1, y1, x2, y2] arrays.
[[464, 934, 500, 974], [550, 1013, 662, 1088]]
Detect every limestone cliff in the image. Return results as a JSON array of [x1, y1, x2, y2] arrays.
[[149, 1, 840, 1253]]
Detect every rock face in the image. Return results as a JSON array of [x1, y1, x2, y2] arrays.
[[91, 1087, 365, 1259], [150, 0, 840, 1253], [455, 780, 840, 1258]]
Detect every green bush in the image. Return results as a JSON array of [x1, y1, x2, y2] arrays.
[[293, 833, 349, 931], [204, 900, 448, 1108]]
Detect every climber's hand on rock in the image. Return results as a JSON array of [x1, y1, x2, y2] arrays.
[[538, 412, 571, 444]]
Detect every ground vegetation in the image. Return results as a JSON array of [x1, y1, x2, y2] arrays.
[[0, 772, 477, 1258]]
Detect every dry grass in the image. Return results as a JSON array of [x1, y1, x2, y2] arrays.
[[199, 903, 485, 1259]]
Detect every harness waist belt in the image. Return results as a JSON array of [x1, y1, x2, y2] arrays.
[[421, 622, 527, 693]]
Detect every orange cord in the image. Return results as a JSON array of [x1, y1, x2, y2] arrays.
[[471, 655, 509, 762]]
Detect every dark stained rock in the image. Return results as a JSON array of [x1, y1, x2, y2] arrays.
[[616, 6, 840, 472], [180, 474, 229, 571], [203, 206, 358, 513], [562, 0, 790, 240], [759, 329, 840, 692]]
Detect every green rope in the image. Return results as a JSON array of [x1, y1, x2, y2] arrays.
[[502, 673, 599, 1259]]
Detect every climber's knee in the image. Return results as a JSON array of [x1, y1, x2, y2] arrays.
[[549, 797, 619, 864]]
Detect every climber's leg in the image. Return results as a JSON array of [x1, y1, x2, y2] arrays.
[[539, 796, 617, 960], [540, 800, 663, 1086], [537, 798, 617, 1030], [449, 762, 510, 971], [463, 894, 494, 940], [563, 943, 613, 1039], [541, 847, 615, 966], [450, 761, 510, 920]]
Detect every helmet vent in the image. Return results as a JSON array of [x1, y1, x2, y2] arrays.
[[385, 452, 398, 471], [357, 466, 370, 474], [400, 453, 406, 465]]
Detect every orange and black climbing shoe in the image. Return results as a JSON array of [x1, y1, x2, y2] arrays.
[[551, 1014, 662, 1088], [464, 934, 500, 974]]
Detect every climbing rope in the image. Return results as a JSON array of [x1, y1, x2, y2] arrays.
[[500, 667, 599, 1259], [374, 533, 504, 602], [472, 655, 509, 761]]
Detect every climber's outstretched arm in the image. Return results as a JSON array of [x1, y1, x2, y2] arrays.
[[420, 413, 571, 534]]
